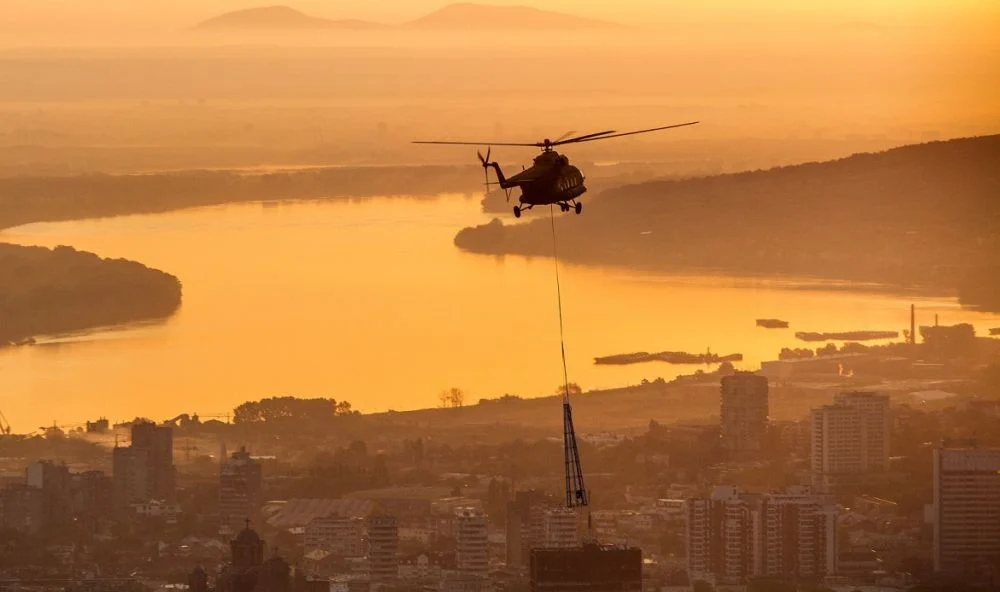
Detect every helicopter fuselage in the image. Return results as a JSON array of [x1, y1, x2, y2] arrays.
[[495, 150, 587, 206]]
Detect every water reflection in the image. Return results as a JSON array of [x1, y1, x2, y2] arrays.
[[1, 194, 997, 428]]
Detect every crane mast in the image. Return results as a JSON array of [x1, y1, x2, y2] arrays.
[[562, 394, 588, 508]]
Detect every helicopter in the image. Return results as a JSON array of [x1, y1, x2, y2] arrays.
[[414, 122, 698, 217]]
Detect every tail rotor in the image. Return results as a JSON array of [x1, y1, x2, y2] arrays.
[[477, 147, 503, 200]]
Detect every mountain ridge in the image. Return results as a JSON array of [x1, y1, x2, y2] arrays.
[[403, 2, 625, 30], [194, 3, 624, 32], [193, 5, 385, 30]]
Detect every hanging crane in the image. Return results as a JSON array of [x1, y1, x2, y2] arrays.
[[563, 393, 587, 509]]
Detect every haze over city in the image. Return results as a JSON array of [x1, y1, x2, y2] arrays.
[[0, 0, 997, 590]]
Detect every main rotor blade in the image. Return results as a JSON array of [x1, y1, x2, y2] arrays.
[[553, 130, 577, 143], [412, 140, 539, 147], [549, 130, 616, 146], [556, 122, 699, 145]]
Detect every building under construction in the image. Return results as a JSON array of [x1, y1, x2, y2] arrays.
[[529, 543, 642, 591]]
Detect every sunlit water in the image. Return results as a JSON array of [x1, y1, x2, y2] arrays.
[[2, 195, 998, 430]]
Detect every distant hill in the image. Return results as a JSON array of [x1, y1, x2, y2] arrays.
[[455, 135, 1000, 311], [194, 5, 383, 30], [194, 3, 624, 33], [403, 3, 625, 31]]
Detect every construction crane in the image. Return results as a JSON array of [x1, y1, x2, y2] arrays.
[[0, 410, 11, 439], [563, 392, 588, 509]]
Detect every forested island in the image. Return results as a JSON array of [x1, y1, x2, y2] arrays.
[[0, 243, 182, 345], [0, 165, 482, 231], [455, 135, 1000, 311]]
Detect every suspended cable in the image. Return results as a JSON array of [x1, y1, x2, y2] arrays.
[[549, 205, 571, 402], [549, 205, 588, 512]]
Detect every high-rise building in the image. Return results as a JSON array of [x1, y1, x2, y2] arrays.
[[25, 460, 72, 532], [686, 486, 837, 585], [506, 490, 550, 569], [220, 446, 263, 533], [686, 486, 755, 584], [455, 507, 489, 579], [720, 372, 769, 456], [834, 392, 890, 472], [305, 516, 364, 556], [113, 421, 176, 509], [810, 392, 889, 488], [0, 484, 44, 535], [72, 470, 113, 529], [543, 508, 580, 549], [756, 487, 838, 579], [530, 543, 642, 591], [933, 443, 1000, 581], [368, 514, 399, 583]]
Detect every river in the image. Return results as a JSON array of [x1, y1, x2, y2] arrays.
[[1, 194, 997, 430]]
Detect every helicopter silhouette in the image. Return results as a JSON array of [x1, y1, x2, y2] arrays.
[[414, 122, 698, 217]]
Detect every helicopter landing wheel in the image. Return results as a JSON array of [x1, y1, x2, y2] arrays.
[[560, 202, 569, 212], [513, 206, 521, 218], [574, 202, 582, 215]]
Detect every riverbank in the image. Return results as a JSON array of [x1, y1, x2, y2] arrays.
[[454, 135, 1000, 312], [0, 243, 182, 345], [0, 165, 483, 232]]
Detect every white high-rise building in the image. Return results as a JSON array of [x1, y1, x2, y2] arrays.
[[811, 392, 890, 488], [368, 514, 399, 583], [455, 507, 489, 578], [933, 443, 1000, 580], [686, 486, 838, 585], [543, 508, 580, 549]]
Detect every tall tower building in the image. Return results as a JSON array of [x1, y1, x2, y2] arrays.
[[129, 420, 176, 500], [933, 443, 1000, 581], [506, 490, 550, 569], [220, 446, 263, 534], [368, 514, 399, 583], [810, 392, 889, 488], [720, 373, 769, 457], [455, 507, 489, 579], [686, 486, 755, 584], [757, 487, 838, 579], [113, 421, 176, 510], [25, 460, 72, 532], [834, 392, 890, 472]]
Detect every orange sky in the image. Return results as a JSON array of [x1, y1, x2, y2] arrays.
[[2, 0, 998, 31]]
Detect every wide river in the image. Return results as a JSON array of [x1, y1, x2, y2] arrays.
[[2, 194, 998, 430]]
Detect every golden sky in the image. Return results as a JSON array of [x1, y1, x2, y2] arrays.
[[2, 0, 998, 31]]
